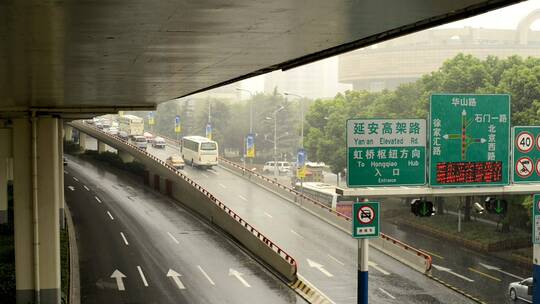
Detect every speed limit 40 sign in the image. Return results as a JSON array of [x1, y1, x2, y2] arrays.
[[513, 127, 540, 183]]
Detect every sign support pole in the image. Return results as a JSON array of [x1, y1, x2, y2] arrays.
[[534, 244, 540, 303], [358, 238, 369, 304]]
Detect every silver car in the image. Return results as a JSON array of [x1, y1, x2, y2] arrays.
[[509, 277, 532, 303]]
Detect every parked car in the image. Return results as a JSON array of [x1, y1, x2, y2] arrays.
[[166, 155, 185, 170], [152, 137, 166, 148], [262, 161, 291, 174], [509, 277, 532, 303]]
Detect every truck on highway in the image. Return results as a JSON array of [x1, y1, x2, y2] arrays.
[[118, 114, 144, 137]]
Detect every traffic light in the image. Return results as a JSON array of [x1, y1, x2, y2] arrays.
[[411, 199, 435, 217], [484, 197, 508, 215]]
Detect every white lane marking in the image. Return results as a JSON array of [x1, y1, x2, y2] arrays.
[[298, 274, 337, 304], [167, 232, 180, 244], [167, 269, 186, 289], [307, 258, 333, 277], [209, 170, 219, 176], [369, 261, 390, 275], [229, 268, 250, 287], [107, 211, 114, 220], [83, 185, 90, 191], [137, 266, 149, 287], [111, 270, 126, 291], [73, 177, 79, 182], [479, 262, 524, 280], [433, 264, 474, 282], [201, 173, 209, 178], [264, 212, 273, 218], [120, 232, 129, 246], [238, 195, 248, 201], [218, 183, 227, 189], [197, 265, 215, 286], [378, 287, 396, 299], [290, 229, 305, 239], [327, 254, 345, 266], [68, 186, 75, 191], [95, 196, 102, 203]]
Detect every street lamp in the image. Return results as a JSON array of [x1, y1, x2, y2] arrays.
[[266, 106, 285, 178], [283, 92, 304, 148], [235, 88, 254, 134]]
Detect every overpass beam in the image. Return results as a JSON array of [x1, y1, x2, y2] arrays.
[[0, 128, 12, 224], [13, 117, 61, 304], [118, 150, 134, 163], [97, 140, 107, 154]]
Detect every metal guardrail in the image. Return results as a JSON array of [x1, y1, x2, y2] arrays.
[[70, 122, 298, 275]]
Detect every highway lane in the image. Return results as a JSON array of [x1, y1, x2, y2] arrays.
[[147, 144, 473, 304], [65, 154, 306, 304]]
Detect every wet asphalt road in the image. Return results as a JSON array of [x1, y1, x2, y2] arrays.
[[140, 142, 474, 304], [65, 155, 306, 304]]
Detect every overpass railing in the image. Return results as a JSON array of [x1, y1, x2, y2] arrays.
[[154, 133, 431, 274], [69, 122, 297, 281]]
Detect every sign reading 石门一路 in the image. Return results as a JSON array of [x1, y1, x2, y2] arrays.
[[429, 94, 510, 187], [346, 119, 426, 187], [512, 127, 540, 183]]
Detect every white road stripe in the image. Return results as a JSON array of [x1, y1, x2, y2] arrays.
[[137, 266, 149, 287], [201, 173, 209, 178], [95, 196, 102, 203], [219, 183, 226, 189], [238, 195, 248, 201], [327, 254, 345, 266], [73, 177, 79, 182], [120, 232, 129, 246], [209, 170, 219, 176], [369, 262, 391, 275], [264, 212, 273, 218], [378, 287, 396, 299], [197, 265, 216, 286], [290, 229, 305, 239], [107, 211, 114, 220], [167, 232, 180, 244], [83, 185, 90, 191]]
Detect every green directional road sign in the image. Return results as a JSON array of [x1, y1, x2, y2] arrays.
[[352, 202, 380, 239], [346, 119, 426, 187], [512, 127, 540, 183], [429, 94, 510, 187], [533, 194, 540, 244]]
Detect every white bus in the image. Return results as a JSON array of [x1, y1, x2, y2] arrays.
[[118, 114, 144, 136], [181, 136, 219, 168]]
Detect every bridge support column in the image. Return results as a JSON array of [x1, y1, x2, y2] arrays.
[[13, 118, 61, 304], [0, 128, 11, 224], [78, 131, 86, 150], [97, 140, 107, 154], [64, 125, 73, 142], [118, 150, 134, 163], [58, 120, 65, 229]]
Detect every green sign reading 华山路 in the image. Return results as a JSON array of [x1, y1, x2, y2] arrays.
[[429, 94, 510, 187], [346, 119, 426, 187]]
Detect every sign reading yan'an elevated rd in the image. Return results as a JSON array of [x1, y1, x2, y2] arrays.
[[346, 118, 426, 187], [429, 94, 510, 187]]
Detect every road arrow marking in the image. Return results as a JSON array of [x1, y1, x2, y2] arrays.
[[307, 258, 334, 277], [95, 196, 102, 203], [433, 264, 474, 282], [479, 263, 524, 280], [83, 185, 90, 191], [107, 211, 114, 220], [137, 266, 149, 287], [229, 268, 251, 287], [167, 232, 180, 244], [68, 186, 75, 191], [111, 270, 126, 291], [120, 232, 129, 246], [197, 265, 215, 286], [369, 261, 390, 275], [166, 269, 186, 289]]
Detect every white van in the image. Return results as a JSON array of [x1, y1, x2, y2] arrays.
[[263, 161, 291, 174], [130, 135, 147, 150], [152, 137, 166, 148]]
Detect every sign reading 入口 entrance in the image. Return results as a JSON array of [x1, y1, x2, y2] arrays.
[[346, 119, 426, 187], [429, 94, 510, 187]]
